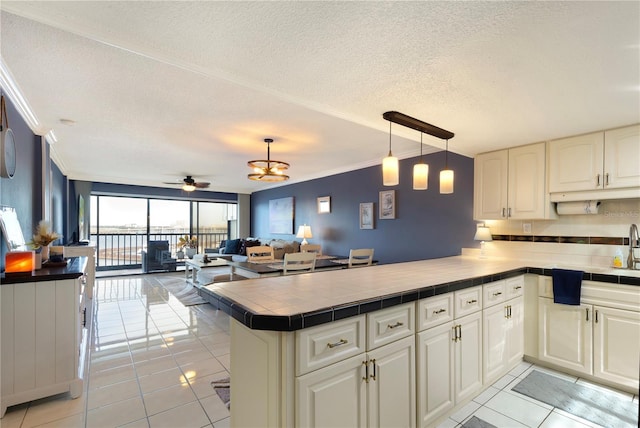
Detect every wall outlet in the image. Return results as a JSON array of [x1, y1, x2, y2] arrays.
[[523, 223, 532, 234]]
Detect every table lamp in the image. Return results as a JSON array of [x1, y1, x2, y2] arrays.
[[5, 251, 35, 274], [474, 225, 492, 259], [296, 224, 313, 245]]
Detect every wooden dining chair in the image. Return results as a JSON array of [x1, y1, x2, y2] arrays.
[[283, 252, 316, 275], [247, 245, 275, 262], [300, 244, 322, 255], [348, 248, 374, 267]]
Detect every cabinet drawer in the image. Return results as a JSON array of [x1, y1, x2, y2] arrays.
[[296, 315, 365, 375], [417, 294, 453, 331], [483, 281, 506, 308], [506, 276, 525, 299], [367, 303, 414, 350], [454, 286, 482, 318]]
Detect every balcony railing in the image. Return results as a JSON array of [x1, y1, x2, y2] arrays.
[[92, 232, 228, 270]]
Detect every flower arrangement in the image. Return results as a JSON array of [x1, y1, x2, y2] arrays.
[[28, 220, 60, 249], [178, 235, 198, 249]]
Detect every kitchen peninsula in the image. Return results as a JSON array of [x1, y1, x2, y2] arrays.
[[1, 257, 89, 417], [199, 256, 640, 427]]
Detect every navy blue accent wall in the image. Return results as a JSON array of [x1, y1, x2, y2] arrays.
[[0, 92, 41, 270], [251, 151, 476, 264], [51, 160, 67, 244]]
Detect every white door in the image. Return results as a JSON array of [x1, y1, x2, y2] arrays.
[[296, 353, 367, 428], [593, 305, 640, 390], [454, 311, 483, 403], [416, 322, 454, 427], [548, 132, 604, 192], [508, 143, 546, 219], [603, 125, 640, 189], [367, 336, 415, 428], [482, 304, 507, 385], [538, 298, 593, 375], [474, 150, 508, 220], [505, 296, 524, 369]]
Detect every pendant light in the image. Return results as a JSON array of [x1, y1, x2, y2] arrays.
[[439, 139, 454, 194], [382, 121, 399, 186], [413, 132, 429, 190], [247, 138, 290, 181]]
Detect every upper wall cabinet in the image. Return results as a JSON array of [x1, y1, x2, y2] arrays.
[[548, 124, 640, 199], [474, 142, 553, 220]]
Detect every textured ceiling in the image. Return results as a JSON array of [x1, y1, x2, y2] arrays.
[[1, 1, 638, 194]]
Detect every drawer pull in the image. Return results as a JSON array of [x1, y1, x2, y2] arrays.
[[492, 292, 502, 297], [387, 321, 404, 329], [466, 299, 478, 304], [514, 286, 522, 290], [327, 339, 348, 349], [433, 309, 446, 315]]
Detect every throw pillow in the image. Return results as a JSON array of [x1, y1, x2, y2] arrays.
[[225, 239, 242, 255], [243, 239, 261, 255]]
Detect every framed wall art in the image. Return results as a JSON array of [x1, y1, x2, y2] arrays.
[[359, 202, 374, 229], [269, 197, 294, 234], [379, 190, 396, 219], [317, 196, 331, 214]]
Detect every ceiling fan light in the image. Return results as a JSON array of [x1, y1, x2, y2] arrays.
[[182, 183, 196, 192]]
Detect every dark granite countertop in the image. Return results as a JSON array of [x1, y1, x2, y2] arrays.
[[1, 256, 86, 284]]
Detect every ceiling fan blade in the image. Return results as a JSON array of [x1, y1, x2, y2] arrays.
[[194, 182, 210, 188]]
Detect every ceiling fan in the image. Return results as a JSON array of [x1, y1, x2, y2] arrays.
[[163, 175, 210, 192]]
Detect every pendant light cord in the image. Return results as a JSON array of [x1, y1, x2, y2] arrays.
[[388, 121, 393, 156], [445, 139, 449, 168], [420, 133, 424, 161]]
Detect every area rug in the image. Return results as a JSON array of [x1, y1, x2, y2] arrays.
[[462, 416, 496, 428], [211, 377, 230, 409], [512, 370, 638, 428], [154, 274, 207, 306]]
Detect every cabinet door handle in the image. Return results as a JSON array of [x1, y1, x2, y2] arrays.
[[605, 173, 609, 186], [508, 305, 512, 318], [595, 310, 599, 323], [493, 292, 502, 297], [508, 207, 512, 218], [452, 325, 458, 342], [457, 325, 462, 341], [586, 308, 589, 322], [467, 299, 477, 304], [596, 174, 600, 187], [387, 321, 404, 329], [82, 308, 87, 327], [327, 339, 348, 349], [362, 360, 369, 383], [502, 208, 506, 218], [370, 358, 377, 381], [433, 308, 446, 315]]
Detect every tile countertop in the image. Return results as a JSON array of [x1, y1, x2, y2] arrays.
[[200, 255, 640, 332]]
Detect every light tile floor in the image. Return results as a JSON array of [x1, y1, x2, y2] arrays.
[[1, 273, 638, 427]]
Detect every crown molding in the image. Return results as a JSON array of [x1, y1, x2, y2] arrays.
[[0, 57, 45, 135]]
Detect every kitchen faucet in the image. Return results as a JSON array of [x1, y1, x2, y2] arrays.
[[628, 224, 640, 270]]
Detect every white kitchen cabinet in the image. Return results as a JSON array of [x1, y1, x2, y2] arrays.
[[474, 142, 551, 220], [548, 124, 640, 194], [417, 290, 483, 427], [538, 297, 593, 375], [482, 277, 525, 385], [1, 277, 85, 417], [64, 245, 96, 299], [592, 305, 640, 390]]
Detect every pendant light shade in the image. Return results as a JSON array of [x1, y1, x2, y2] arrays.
[[440, 139, 454, 194], [247, 138, 290, 182], [382, 122, 399, 186], [413, 133, 429, 190]]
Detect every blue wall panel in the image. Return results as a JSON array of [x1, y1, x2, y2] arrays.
[[251, 150, 476, 264]]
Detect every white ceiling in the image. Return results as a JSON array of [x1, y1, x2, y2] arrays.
[[1, 1, 638, 194]]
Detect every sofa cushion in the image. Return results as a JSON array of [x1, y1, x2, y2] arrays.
[[225, 239, 242, 255], [240, 239, 261, 255]]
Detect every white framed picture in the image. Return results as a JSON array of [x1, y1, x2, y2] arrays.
[[359, 202, 374, 229], [379, 190, 395, 219], [317, 196, 331, 214]]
